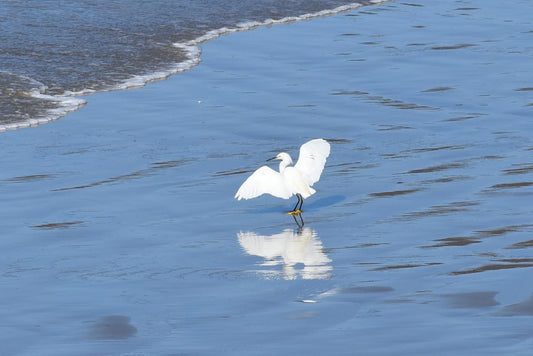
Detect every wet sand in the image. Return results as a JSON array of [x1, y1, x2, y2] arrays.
[[1, 1, 533, 355]]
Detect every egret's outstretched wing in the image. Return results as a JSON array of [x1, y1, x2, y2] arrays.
[[294, 139, 330, 186], [235, 166, 292, 200]]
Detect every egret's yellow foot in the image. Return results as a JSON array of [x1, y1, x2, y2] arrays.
[[287, 209, 302, 215]]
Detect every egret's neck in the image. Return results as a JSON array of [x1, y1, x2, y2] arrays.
[[279, 157, 292, 173]]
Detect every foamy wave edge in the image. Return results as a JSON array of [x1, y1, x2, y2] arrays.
[[114, 0, 389, 91], [1, 0, 388, 133], [0, 92, 86, 133]]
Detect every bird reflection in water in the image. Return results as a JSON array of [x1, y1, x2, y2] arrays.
[[238, 214, 332, 280]]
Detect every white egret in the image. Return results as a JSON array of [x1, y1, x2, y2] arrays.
[[235, 138, 330, 214]]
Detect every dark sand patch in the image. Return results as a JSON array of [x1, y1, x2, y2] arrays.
[[506, 239, 533, 249], [422, 225, 533, 248], [371, 262, 441, 271], [443, 291, 499, 308], [53, 159, 190, 191], [421, 236, 482, 249], [32, 221, 84, 230], [489, 181, 533, 190], [502, 164, 533, 175], [422, 87, 454, 93], [3, 174, 57, 183], [398, 201, 479, 221], [450, 263, 533, 276], [406, 162, 466, 174], [88, 315, 137, 340], [369, 188, 421, 198], [404, 145, 468, 154], [496, 294, 533, 316], [377, 125, 414, 131], [420, 175, 472, 184], [431, 44, 476, 50]]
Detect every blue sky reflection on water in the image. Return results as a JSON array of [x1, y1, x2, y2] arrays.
[[1, 0, 533, 355]]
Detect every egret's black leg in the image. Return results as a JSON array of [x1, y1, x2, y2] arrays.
[[288, 194, 303, 215], [297, 193, 304, 211], [292, 195, 301, 212]]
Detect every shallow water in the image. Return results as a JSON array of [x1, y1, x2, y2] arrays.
[[1, 0, 533, 355], [0, 0, 378, 129]]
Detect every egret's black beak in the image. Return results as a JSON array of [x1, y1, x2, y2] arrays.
[[266, 156, 277, 162]]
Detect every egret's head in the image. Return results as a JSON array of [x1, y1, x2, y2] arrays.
[[268, 152, 293, 165]]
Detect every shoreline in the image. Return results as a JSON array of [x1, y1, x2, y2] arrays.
[[0, 0, 388, 133]]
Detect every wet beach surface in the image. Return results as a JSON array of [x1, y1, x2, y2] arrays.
[[1, 1, 533, 355]]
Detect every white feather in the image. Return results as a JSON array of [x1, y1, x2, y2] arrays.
[[294, 138, 330, 186], [234, 166, 292, 200]]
